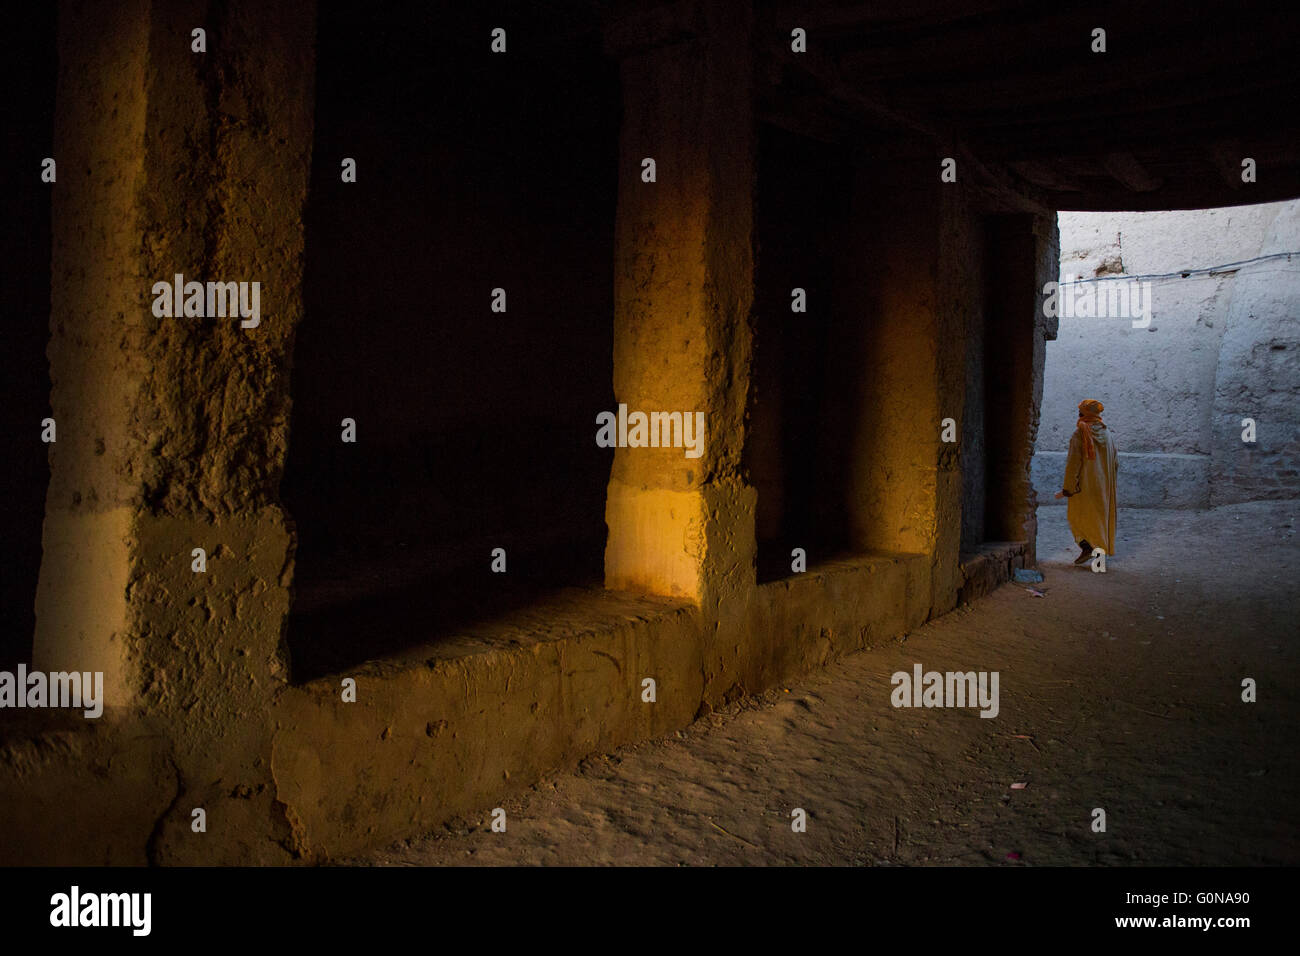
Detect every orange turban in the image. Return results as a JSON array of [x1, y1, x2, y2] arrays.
[[1076, 399, 1106, 460]]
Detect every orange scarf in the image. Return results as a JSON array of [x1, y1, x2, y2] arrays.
[[1076, 399, 1106, 460]]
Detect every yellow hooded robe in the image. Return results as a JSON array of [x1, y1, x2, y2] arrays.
[[1063, 419, 1118, 555]]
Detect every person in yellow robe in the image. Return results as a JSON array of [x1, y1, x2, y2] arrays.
[[1054, 399, 1117, 564]]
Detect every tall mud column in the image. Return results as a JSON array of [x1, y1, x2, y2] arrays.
[[602, 0, 757, 618], [34, 0, 315, 863], [838, 159, 959, 616], [986, 213, 1059, 566]]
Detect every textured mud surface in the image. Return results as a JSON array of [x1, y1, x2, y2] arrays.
[[355, 501, 1299, 866]]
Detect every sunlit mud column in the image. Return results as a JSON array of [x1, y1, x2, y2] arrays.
[[831, 160, 969, 618], [603, 0, 757, 616], [34, 0, 315, 863], [986, 213, 1059, 566]]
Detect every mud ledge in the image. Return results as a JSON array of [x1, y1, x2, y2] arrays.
[[269, 551, 931, 861]]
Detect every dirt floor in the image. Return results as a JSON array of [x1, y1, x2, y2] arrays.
[[353, 500, 1299, 866]]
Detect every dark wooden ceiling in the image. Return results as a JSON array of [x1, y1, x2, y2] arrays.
[[754, 0, 1300, 210]]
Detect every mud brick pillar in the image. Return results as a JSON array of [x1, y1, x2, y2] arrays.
[[34, 0, 315, 863], [986, 212, 1059, 567], [602, 0, 758, 616]]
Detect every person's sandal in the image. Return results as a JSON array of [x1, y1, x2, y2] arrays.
[[1074, 540, 1093, 565]]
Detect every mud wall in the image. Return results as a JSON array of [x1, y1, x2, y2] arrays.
[[1033, 201, 1299, 507]]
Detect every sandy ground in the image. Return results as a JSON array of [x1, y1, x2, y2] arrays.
[[353, 500, 1299, 866]]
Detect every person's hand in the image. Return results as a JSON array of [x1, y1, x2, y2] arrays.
[[1054, 490, 1066, 499]]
